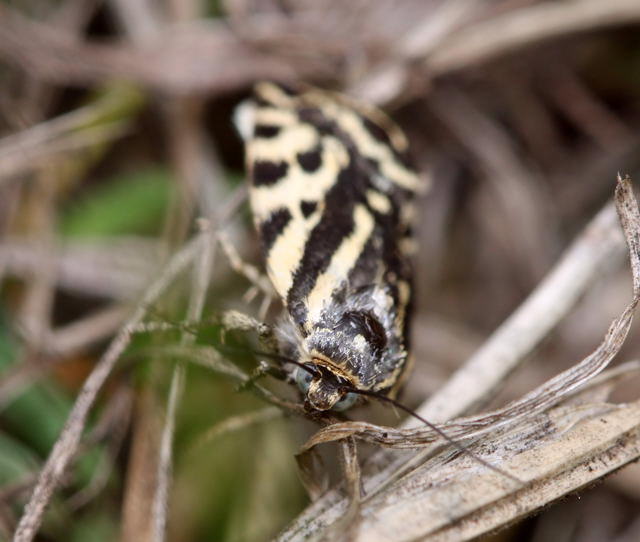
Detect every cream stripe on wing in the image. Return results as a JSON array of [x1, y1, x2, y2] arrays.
[[308, 98, 423, 193], [265, 211, 321, 298], [336, 110, 423, 192], [249, 123, 317, 163], [306, 204, 375, 323], [254, 106, 297, 127]]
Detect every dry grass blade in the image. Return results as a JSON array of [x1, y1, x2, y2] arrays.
[[428, 0, 640, 76], [414, 201, 624, 427], [348, 399, 640, 542], [0, 237, 160, 299], [0, 82, 142, 181], [151, 224, 216, 542], [0, 5, 302, 95], [2, 1, 640, 100], [189, 407, 282, 453], [11, 235, 203, 542], [280, 177, 640, 541], [429, 87, 554, 281]]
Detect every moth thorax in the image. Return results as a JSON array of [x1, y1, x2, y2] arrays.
[[303, 310, 388, 387]]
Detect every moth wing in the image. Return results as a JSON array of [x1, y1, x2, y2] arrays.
[[242, 82, 421, 329]]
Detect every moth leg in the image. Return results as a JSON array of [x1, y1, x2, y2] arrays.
[[218, 310, 279, 357], [243, 286, 273, 320], [218, 310, 290, 393], [236, 360, 288, 392], [217, 232, 274, 297]]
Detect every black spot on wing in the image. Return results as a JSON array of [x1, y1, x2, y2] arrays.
[[361, 116, 392, 147], [259, 207, 292, 254], [297, 147, 322, 173], [395, 148, 415, 170], [274, 82, 299, 96], [298, 107, 336, 137], [253, 96, 271, 108], [300, 201, 318, 218], [360, 114, 415, 170], [254, 124, 281, 138], [380, 200, 411, 283], [253, 160, 289, 187]]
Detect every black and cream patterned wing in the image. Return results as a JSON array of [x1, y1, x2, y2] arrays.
[[236, 81, 424, 409], [240, 83, 422, 325]]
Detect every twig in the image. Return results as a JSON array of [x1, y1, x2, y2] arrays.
[[415, 200, 625, 424], [348, 400, 640, 542], [46, 304, 130, 356], [3, 1, 639, 100], [0, 122, 130, 180], [0, 6, 300, 95], [0, 237, 160, 299], [427, 0, 640, 76], [151, 223, 215, 542], [350, 0, 477, 104], [12, 234, 202, 542], [0, 84, 140, 160], [66, 386, 134, 510], [188, 407, 282, 453]]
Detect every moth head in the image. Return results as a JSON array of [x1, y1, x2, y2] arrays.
[[294, 310, 389, 411], [294, 363, 358, 411]]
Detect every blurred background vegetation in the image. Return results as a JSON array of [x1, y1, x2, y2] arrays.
[[1, 0, 640, 541]]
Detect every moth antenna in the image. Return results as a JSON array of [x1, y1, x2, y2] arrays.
[[345, 388, 523, 486], [208, 342, 298, 370], [250, 350, 319, 376]]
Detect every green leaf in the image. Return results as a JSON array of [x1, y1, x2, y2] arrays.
[[0, 432, 40, 485], [0, 311, 101, 484], [60, 166, 173, 238]]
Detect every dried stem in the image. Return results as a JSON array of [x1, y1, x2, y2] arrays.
[[188, 407, 282, 453], [427, 0, 640, 76], [2, 1, 640, 98], [151, 224, 215, 542], [12, 235, 202, 542], [348, 400, 640, 542]]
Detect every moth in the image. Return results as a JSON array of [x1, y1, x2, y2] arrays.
[[235, 82, 424, 412]]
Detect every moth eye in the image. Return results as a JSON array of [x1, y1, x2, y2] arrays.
[[332, 392, 357, 411], [295, 365, 314, 394]]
